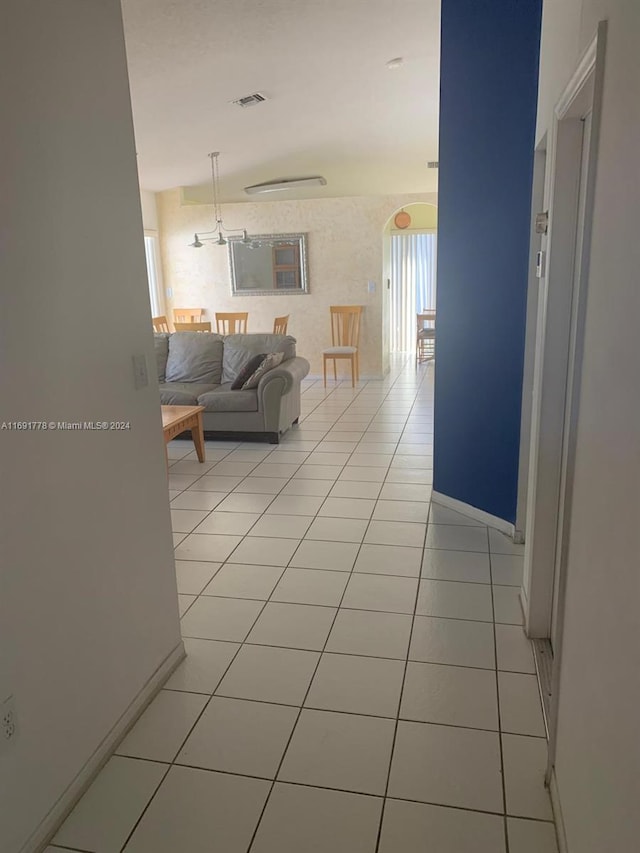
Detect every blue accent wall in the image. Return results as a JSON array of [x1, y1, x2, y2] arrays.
[[433, 0, 542, 524]]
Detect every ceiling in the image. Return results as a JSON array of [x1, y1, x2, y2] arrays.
[[122, 0, 441, 202]]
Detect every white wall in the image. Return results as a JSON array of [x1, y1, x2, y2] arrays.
[[158, 189, 437, 377], [534, 2, 640, 850], [140, 189, 159, 231], [0, 3, 181, 851]]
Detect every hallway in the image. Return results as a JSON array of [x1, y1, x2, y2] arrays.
[[49, 359, 557, 853]]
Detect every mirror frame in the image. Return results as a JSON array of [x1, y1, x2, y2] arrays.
[[228, 232, 309, 297]]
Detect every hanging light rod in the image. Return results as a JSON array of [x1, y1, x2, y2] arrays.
[[244, 176, 327, 195], [189, 228, 250, 248], [189, 152, 251, 248]]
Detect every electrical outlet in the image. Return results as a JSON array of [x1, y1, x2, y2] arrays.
[[1, 695, 18, 750]]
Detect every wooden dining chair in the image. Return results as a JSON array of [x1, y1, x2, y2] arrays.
[[322, 305, 363, 387], [174, 321, 212, 332], [173, 308, 204, 325], [152, 315, 170, 333], [216, 312, 248, 334], [273, 314, 290, 335], [416, 310, 436, 364]]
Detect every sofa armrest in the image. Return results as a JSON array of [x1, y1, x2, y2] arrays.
[[256, 356, 310, 412], [256, 357, 310, 397]]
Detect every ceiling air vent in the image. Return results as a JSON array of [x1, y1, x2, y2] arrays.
[[232, 93, 267, 108], [427, 161, 439, 169]]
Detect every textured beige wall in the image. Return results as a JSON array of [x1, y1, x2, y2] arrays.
[[157, 189, 437, 377]]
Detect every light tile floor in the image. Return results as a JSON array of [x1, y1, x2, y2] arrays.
[[51, 359, 558, 853]]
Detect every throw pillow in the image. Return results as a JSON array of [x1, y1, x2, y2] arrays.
[[241, 351, 285, 390], [222, 334, 296, 383], [231, 353, 266, 390]]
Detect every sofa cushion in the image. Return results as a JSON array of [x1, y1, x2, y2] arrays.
[[242, 351, 285, 389], [165, 332, 224, 384], [159, 382, 218, 406], [222, 334, 296, 383], [153, 333, 170, 382], [198, 383, 258, 413], [231, 353, 266, 390]]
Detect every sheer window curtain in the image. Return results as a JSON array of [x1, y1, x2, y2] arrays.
[[144, 232, 164, 317], [390, 232, 437, 352]]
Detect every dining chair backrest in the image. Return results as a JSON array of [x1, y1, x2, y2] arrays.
[[216, 312, 248, 334], [273, 315, 289, 335], [330, 305, 363, 348], [174, 322, 212, 332], [173, 308, 204, 324], [417, 310, 436, 331], [416, 311, 436, 364], [152, 315, 170, 333]]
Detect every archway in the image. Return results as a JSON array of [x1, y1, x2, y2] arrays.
[[382, 202, 438, 370]]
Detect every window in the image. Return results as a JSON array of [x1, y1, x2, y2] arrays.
[[143, 232, 164, 317], [390, 232, 438, 352]]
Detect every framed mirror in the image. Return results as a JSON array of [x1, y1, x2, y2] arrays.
[[228, 233, 309, 296]]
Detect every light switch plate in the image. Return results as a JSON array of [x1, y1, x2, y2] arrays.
[[132, 354, 148, 389], [1, 695, 18, 754]]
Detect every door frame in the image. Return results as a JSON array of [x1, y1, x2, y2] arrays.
[[514, 143, 547, 543], [519, 22, 607, 772]]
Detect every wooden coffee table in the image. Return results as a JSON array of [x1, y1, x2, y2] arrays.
[[161, 405, 206, 464]]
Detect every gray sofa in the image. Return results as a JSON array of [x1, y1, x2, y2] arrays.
[[154, 331, 310, 443]]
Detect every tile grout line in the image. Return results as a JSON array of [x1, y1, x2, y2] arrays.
[[243, 355, 425, 850], [488, 524, 511, 853], [161, 685, 547, 739], [177, 370, 387, 563], [75, 366, 400, 848], [146, 356, 528, 844], [108, 759, 172, 853], [243, 446, 387, 853], [174, 372, 435, 579], [109, 752, 560, 824], [116, 592, 273, 852], [172, 633, 539, 675], [373, 373, 435, 853]]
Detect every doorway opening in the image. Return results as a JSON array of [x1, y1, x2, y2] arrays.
[[520, 25, 606, 781], [384, 203, 438, 356]]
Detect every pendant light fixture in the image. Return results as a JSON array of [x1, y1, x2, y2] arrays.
[[189, 152, 251, 248]]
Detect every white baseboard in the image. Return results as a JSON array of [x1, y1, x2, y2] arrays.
[[22, 640, 185, 853], [549, 767, 569, 853], [431, 491, 515, 538], [519, 585, 531, 633], [303, 373, 385, 382]]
